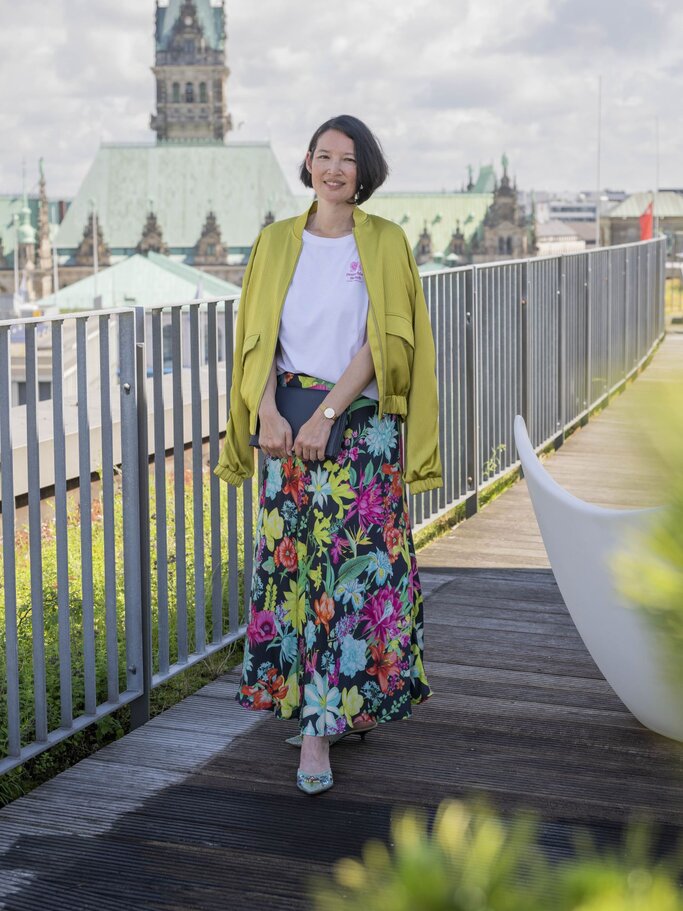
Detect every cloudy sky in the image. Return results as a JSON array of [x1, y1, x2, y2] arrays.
[[1, 0, 681, 200]]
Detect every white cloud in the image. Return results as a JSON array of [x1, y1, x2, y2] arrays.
[[0, 0, 681, 199]]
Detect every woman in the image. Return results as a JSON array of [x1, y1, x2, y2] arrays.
[[214, 115, 442, 795]]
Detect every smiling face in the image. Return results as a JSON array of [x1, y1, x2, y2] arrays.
[[305, 129, 358, 205]]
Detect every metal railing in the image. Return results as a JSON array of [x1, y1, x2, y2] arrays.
[[410, 237, 665, 526], [0, 236, 666, 773]]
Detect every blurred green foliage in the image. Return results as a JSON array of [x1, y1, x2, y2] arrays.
[[611, 380, 683, 695], [311, 800, 683, 911]]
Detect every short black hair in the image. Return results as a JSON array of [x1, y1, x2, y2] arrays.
[[299, 115, 389, 205]]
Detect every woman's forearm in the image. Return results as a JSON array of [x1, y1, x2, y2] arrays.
[[321, 341, 375, 414], [258, 357, 278, 417]]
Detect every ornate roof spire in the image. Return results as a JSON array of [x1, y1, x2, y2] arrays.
[[137, 210, 168, 255], [75, 212, 111, 266], [193, 209, 226, 264], [35, 158, 55, 297], [151, 0, 231, 142]]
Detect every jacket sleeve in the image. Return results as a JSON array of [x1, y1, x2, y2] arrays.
[[403, 235, 443, 493], [213, 231, 262, 486]]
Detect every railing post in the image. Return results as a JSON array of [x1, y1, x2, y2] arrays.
[[606, 251, 612, 397], [0, 327, 20, 758], [555, 255, 567, 448], [519, 261, 530, 437], [464, 266, 479, 517], [119, 313, 143, 698], [585, 253, 592, 417], [635, 245, 641, 362], [623, 249, 629, 380], [131, 308, 152, 729]]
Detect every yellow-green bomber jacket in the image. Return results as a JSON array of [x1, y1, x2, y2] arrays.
[[213, 200, 443, 494]]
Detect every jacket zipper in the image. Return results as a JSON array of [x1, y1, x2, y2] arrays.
[[253, 240, 305, 421], [353, 228, 385, 419]]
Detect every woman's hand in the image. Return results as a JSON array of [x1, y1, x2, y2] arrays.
[[258, 403, 293, 459], [293, 411, 333, 462]]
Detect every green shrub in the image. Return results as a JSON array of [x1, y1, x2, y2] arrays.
[[310, 800, 683, 911]]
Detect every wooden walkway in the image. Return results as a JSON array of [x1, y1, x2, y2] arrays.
[[1, 336, 682, 910]]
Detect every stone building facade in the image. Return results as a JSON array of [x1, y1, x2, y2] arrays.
[[470, 155, 535, 263], [150, 0, 232, 143]]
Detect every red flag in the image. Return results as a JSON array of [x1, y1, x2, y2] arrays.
[[639, 200, 654, 240]]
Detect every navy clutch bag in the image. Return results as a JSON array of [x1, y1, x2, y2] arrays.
[[248, 386, 348, 458]]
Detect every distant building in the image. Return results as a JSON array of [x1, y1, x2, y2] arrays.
[[562, 220, 600, 248], [44, 0, 302, 289], [531, 190, 626, 225], [535, 220, 585, 256], [368, 157, 535, 270], [52, 142, 301, 285], [43, 250, 240, 312], [0, 161, 67, 315], [469, 154, 535, 263], [363, 188, 493, 270], [150, 0, 232, 143], [0, 1, 538, 305], [607, 192, 683, 258]]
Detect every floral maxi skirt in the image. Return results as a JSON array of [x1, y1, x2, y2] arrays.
[[236, 372, 432, 736]]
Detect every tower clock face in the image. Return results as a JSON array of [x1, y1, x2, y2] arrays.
[[184, 15, 193, 25]]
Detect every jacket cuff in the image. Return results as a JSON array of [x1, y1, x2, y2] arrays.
[[383, 394, 407, 417], [213, 464, 250, 486], [409, 476, 443, 494]]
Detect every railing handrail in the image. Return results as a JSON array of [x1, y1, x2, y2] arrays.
[[418, 234, 667, 276]]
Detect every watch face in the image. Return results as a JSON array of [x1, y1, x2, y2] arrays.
[[324, 406, 335, 419]]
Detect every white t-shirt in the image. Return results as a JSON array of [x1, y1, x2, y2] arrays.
[[275, 229, 379, 400]]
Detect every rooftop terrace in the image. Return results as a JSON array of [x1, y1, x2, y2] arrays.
[[0, 237, 679, 907]]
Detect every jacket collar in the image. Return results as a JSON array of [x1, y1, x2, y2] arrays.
[[291, 198, 368, 239]]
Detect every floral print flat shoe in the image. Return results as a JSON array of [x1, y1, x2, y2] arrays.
[[296, 768, 334, 795]]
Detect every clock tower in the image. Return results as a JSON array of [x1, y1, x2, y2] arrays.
[[150, 0, 232, 143]]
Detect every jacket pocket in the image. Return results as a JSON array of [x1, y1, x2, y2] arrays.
[[386, 312, 414, 346], [385, 312, 414, 394], [239, 331, 261, 409], [241, 331, 261, 364]]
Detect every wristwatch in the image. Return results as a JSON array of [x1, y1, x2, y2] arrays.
[[319, 405, 336, 421]]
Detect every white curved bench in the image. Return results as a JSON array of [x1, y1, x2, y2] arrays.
[[514, 415, 683, 742]]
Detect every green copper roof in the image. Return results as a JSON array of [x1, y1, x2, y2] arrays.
[[156, 0, 224, 51], [362, 192, 493, 253], [51, 143, 494, 262], [55, 142, 301, 254], [43, 252, 240, 312], [17, 201, 36, 245], [473, 165, 496, 193], [146, 250, 239, 295], [607, 191, 683, 219]]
